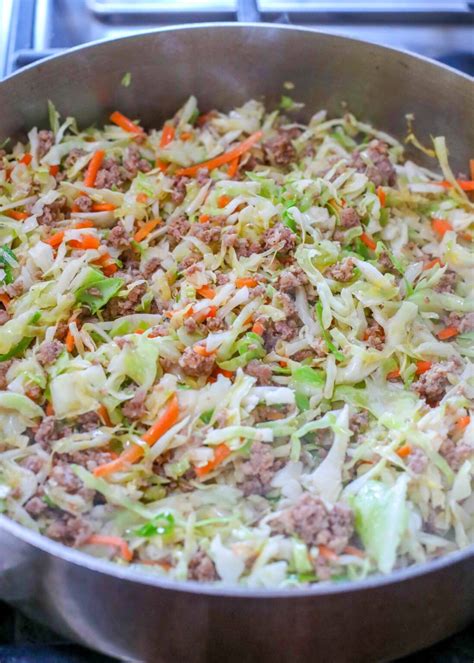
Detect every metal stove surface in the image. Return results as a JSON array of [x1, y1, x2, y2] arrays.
[[1, 0, 473, 77]]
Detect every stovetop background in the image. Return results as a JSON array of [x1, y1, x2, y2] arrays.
[[0, 1, 473, 661]]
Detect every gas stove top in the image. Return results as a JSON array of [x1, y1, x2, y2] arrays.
[[1, 0, 473, 78]]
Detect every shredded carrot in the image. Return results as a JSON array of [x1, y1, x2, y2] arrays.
[[193, 344, 214, 357], [97, 404, 112, 427], [216, 368, 233, 379], [470, 160, 474, 182], [49, 165, 59, 176], [423, 258, 444, 271], [396, 444, 412, 458], [431, 218, 453, 237], [197, 285, 216, 299], [0, 293, 10, 309], [343, 546, 365, 558], [102, 262, 118, 276], [194, 306, 217, 323], [69, 234, 100, 250], [198, 214, 210, 223], [279, 360, 288, 368], [155, 159, 168, 172], [5, 210, 28, 220], [110, 111, 143, 135], [416, 360, 432, 375], [45, 231, 65, 247], [455, 416, 471, 432], [85, 534, 133, 562], [437, 326, 459, 340], [93, 394, 179, 477], [136, 193, 148, 204], [91, 203, 116, 212], [252, 321, 265, 336], [217, 194, 232, 209], [45, 402, 54, 416], [376, 186, 386, 207], [196, 111, 215, 127], [439, 179, 474, 192], [175, 130, 263, 178], [74, 220, 95, 229], [19, 153, 32, 166], [236, 277, 258, 288], [195, 443, 231, 478], [134, 218, 160, 242], [387, 369, 401, 380], [318, 544, 338, 562], [160, 124, 175, 148], [459, 231, 473, 242], [180, 131, 193, 141], [360, 232, 376, 251], [65, 330, 75, 353], [227, 157, 239, 178], [84, 150, 105, 188]]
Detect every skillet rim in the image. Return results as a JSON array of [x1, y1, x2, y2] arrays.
[[0, 21, 472, 599]]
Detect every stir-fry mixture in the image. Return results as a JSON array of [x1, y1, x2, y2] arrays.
[[0, 96, 472, 587]]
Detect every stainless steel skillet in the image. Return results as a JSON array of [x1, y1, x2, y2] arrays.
[[0, 23, 472, 663]]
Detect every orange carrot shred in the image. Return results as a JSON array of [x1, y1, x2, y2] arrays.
[[134, 218, 160, 242], [45, 402, 54, 416], [74, 220, 95, 229], [110, 111, 144, 135], [197, 285, 216, 299], [69, 234, 100, 250], [97, 404, 112, 427], [470, 160, 474, 182], [175, 130, 263, 178], [318, 545, 338, 562], [251, 321, 265, 336], [49, 165, 59, 176], [193, 344, 214, 357], [423, 258, 444, 271], [93, 395, 179, 477], [5, 210, 28, 220], [387, 369, 401, 380], [84, 150, 105, 188], [45, 231, 65, 247], [455, 416, 470, 432], [102, 262, 118, 276], [377, 186, 386, 207], [19, 153, 32, 166], [195, 443, 231, 478], [236, 277, 258, 288], [160, 124, 175, 148], [155, 159, 168, 172], [65, 330, 75, 353], [360, 232, 377, 251], [91, 203, 116, 212], [0, 293, 10, 309], [227, 157, 239, 178], [396, 444, 412, 458], [198, 214, 210, 223], [437, 326, 459, 340], [431, 218, 453, 237], [217, 194, 232, 208], [136, 193, 148, 204], [85, 534, 133, 562], [180, 131, 193, 141], [439, 179, 474, 192], [416, 360, 432, 375]]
